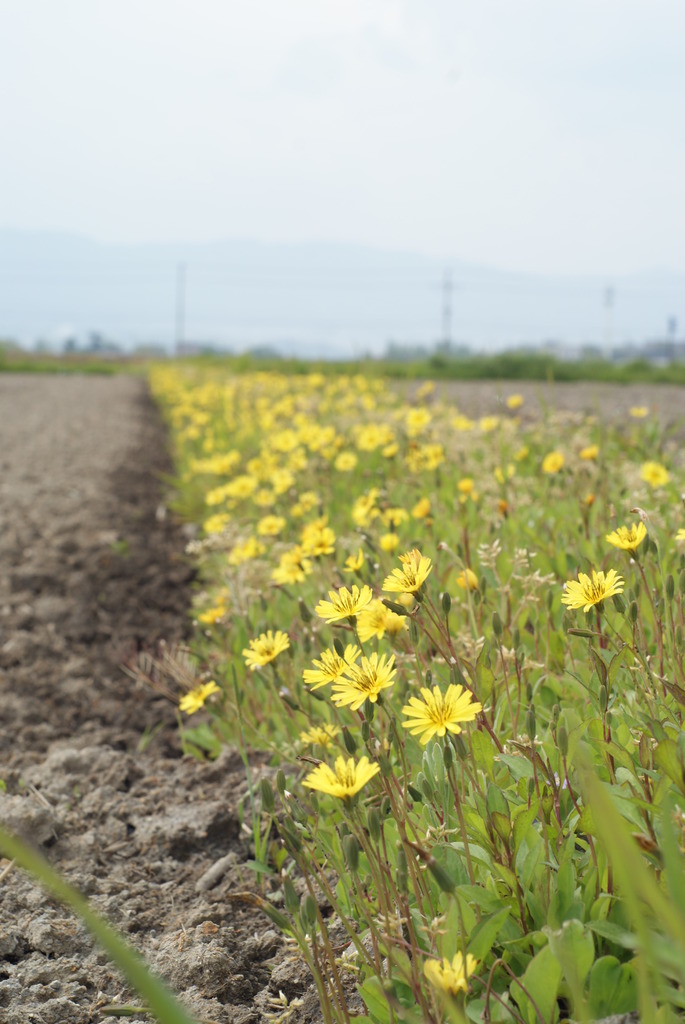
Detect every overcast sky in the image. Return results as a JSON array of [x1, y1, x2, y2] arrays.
[[2, 0, 684, 275]]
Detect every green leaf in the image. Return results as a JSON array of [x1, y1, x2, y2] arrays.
[[660, 796, 685, 911], [358, 976, 391, 1024], [654, 739, 685, 795], [471, 730, 495, 778], [545, 919, 594, 998], [510, 944, 561, 1024], [512, 804, 538, 857], [587, 919, 638, 950], [588, 956, 638, 1017], [468, 907, 510, 961]]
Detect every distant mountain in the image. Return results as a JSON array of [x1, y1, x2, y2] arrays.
[[1, 229, 683, 357]]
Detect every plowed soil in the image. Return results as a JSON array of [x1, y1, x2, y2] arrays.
[[0, 375, 313, 1024]]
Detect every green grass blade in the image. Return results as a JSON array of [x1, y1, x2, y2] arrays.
[[0, 826, 198, 1024]]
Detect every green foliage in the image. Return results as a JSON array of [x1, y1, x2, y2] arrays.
[[152, 363, 685, 1023]]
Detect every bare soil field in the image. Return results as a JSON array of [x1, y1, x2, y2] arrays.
[[0, 374, 682, 1024], [0, 375, 309, 1024]]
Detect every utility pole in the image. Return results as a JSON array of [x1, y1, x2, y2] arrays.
[[441, 269, 453, 349], [175, 262, 186, 353], [603, 285, 614, 360]]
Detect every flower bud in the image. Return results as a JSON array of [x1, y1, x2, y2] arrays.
[[259, 778, 275, 814], [441, 591, 452, 615], [599, 685, 608, 713], [302, 893, 318, 929], [629, 601, 639, 624], [666, 573, 675, 601], [612, 594, 626, 614], [298, 596, 312, 623], [333, 637, 346, 657], [343, 834, 360, 874], [282, 822, 302, 853], [525, 703, 536, 739], [427, 857, 458, 893], [451, 733, 468, 760], [557, 725, 568, 758], [367, 807, 382, 842], [396, 847, 408, 892], [492, 611, 503, 638], [360, 720, 370, 743], [283, 877, 300, 915], [276, 769, 287, 796], [343, 726, 359, 754]]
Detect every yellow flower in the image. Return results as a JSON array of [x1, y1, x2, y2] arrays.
[[579, 444, 599, 461], [299, 724, 340, 748], [257, 514, 286, 537], [424, 952, 478, 997], [506, 393, 524, 410], [253, 488, 276, 508], [456, 568, 479, 591], [383, 548, 432, 594], [352, 489, 380, 528], [380, 532, 400, 553], [315, 585, 373, 623], [412, 497, 431, 519], [494, 464, 514, 484], [224, 474, 259, 499], [406, 407, 432, 436], [271, 545, 312, 585], [357, 599, 406, 642], [382, 507, 409, 529], [479, 416, 500, 432], [561, 569, 624, 612], [203, 512, 231, 535], [402, 684, 482, 745], [331, 652, 397, 710], [457, 477, 475, 496], [179, 680, 220, 715], [228, 536, 266, 566], [606, 522, 647, 552], [630, 406, 649, 418], [303, 644, 361, 690], [335, 451, 358, 472], [677, 528, 685, 543], [382, 441, 399, 458], [343, 548, 365, 573], [302, 755, 380, 799], [542, 451, 565, 474], [452, 414, 474, 431], [197, 604, 227, 625], [301, 516, 336, 556], [242, 630, 291, 670], [641, 461, 670, 488], [514, 445, 529, 462]]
